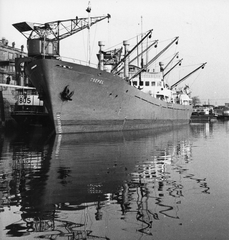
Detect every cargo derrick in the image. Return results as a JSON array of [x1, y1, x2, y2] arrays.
[[170, 62, 207, 89], [129, 36, 179, 81], [163, 52, 183, 77]]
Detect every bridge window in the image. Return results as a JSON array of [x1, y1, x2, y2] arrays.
[[151, 81, 155, 86], [133, 81, 137, 85], [145, 81, 149, 86]]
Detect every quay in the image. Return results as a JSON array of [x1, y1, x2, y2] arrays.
[[190, 104, 229, 123]]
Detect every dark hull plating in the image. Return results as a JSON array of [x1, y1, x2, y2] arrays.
[[25, 59, 192, 134]]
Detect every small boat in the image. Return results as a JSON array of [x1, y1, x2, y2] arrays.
[[13, 11, 206, 134], [190, 105, 217, 123], [11, 87, 52, 127], [214, 105, 229, 120]]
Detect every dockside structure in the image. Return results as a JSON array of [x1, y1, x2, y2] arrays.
[[0, 37, 27, 127]]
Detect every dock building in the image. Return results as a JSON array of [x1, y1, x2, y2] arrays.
[[0, 37, 27, 127]]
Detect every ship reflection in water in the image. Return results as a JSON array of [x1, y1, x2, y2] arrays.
[[1, 124, 225, 240]]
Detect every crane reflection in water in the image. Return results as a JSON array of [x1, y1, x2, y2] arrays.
[[0, 125, 210, 239]]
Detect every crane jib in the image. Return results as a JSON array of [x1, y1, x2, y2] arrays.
[[12, 14, 111, 58]]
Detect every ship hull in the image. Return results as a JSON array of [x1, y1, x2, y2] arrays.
[[25, 59, 192, 134]]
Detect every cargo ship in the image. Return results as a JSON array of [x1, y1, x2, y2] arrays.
[[13, 12, 206, 134]]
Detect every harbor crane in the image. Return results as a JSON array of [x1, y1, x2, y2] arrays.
[[13, 14, 111, 58]]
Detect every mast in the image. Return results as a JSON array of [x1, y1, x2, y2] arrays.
[[137, 35, 139, 67], [86, 1, 91, 65], [141, 16, 144, 68], [170, 62, 207, 89]]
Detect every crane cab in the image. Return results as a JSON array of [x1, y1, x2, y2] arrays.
[[27, 39, 59, 58]]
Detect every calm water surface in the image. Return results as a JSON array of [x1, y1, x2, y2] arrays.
[[0, 121, 228, 240]]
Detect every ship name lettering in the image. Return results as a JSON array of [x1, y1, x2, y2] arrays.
[[90, 78, 104, 85]]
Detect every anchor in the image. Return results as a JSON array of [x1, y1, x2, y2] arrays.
[[60, 85, 74, 101]]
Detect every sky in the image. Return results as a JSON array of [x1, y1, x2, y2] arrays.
[[0, 0, 229, 105]]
